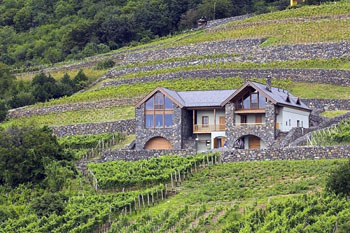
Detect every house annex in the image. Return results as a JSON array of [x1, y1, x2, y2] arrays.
[[135, 79, 311, 152]]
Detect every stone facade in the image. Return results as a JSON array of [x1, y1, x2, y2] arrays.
[[135, 103, 183, 150], [225, 101, 276, 148]]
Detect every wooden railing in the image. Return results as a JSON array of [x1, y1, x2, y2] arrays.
[[194, 124, 226, 133]]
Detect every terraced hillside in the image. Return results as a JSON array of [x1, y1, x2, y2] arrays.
[[3, 2, 350, 140], [2, 3, 350, 232]]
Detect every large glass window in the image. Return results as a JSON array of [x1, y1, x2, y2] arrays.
[[144, 92, 174, 128], [146, 115, 154, 128], [236, 91, 265, 109]]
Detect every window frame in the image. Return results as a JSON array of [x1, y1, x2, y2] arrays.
[[144, 92, 174, 129], [202, 116, 209, 128]]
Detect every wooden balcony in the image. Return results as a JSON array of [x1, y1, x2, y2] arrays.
[[193, 124, 226, 133]]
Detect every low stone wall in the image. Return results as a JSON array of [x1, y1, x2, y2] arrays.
[[219, 145, 350, 162], [100, 149, 196, 162], [289, 112, 350, 146], [102, 68, 350, 88], [7, 98, 141, 119], [50, 119, 135, 137], [301, 99, 350, 111]]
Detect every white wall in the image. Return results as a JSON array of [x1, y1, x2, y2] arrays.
[[278, 107, 310, 132], [196, 134, 211, 152], [196, 110, 225, 125], [211, 131, 227, 149]]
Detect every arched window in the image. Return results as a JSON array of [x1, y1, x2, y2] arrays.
[[145, 92, 174, 128]]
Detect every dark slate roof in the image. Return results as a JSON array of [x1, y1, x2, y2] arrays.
[[251, 82, 311, 110], [161, 88, 236, 107], [160, 82, 310, 111]]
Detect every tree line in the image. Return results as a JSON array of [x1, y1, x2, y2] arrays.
[[0, 0, 332, 68], [0, 62, 89, 121]]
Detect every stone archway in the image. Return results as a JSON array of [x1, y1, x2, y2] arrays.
[[234, 135, 265, 149], [144, 137, 173, 150]]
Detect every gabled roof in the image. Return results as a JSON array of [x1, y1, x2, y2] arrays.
[[135, 87, 236, 108], [221, 81, 311, 111], [136, 82, 311, 111]]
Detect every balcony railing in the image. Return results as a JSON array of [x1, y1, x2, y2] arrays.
[[194, 124, 226, 133], [234, 123, 266, 126]]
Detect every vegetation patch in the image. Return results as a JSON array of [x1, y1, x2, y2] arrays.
[[1, 106, 135, 129], [309, 120, 350, 146], [322, 110, 350, 118]]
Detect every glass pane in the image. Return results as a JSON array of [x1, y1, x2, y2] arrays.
[[251, 93, 258, 108], [164, 114, 173, 127], [202, 116, 209, 125], [165, 96, 173, 109], [146, 115, 153, 128], [155, 114, 163, 128], [155, 94, 164, 109], [237, 100, 243, 109], [259, 94, 266, 108], [146, 97, 153, 110], [243, 94, 250, 109]]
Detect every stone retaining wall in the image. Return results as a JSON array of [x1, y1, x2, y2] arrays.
[[102, 68, 350, 88], [289, 112, 350, 146], [7, 98, 141, 119], [50, 119, 135, 137], [301, 99, 350, 111], [220, 145, 350, 162]]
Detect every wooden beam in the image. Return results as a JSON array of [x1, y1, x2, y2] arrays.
[[193, 110, 195, 131], [235, 109, 266, 114], [214, 109, 216, 131]]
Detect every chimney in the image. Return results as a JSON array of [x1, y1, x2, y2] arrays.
[[266, 76, 272, 92]]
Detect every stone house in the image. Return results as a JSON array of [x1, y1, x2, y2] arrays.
[[135, 79, 311, 152]]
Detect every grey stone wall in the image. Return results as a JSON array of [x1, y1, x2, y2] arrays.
[[51, 119, 135, 137], [135, 103, 183, 150], [301, 99, 350, 111], [220, 145, 350, 162], [225, 101, 276, 148], [182, 110, 193, 139], [102, 68, 350, 89], [7, 98, 140, 119]]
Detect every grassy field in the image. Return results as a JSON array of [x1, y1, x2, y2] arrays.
[[1, 106, 134, 128], [322, 110, 350, 118], [223, 0, 350, 27], [178, 19, 350, 46], [30, 77, 350, 107], [16, 67, 108, 82]]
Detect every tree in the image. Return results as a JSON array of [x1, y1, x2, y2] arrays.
[[0, 100, 7, 122], [326, 160, 350, 196], [0, 62, 15, 99], [0, 126, 73, 187], [30, 192, 69, 217], [72, 70, 88, 91]]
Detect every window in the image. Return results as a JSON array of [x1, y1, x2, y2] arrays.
[[202, 116, 209, 127], [289, 119, 291, 126], [144, 92, 174, 128], [241, 115, 247, 124], [236, 90, 265, 109], [146, 115, 154, 128], [297, 120, 300, 127]]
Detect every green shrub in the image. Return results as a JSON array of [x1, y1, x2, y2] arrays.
[[30, 192, 68, 217], [326, 160, 350, 196], [0, 100, 7, 122], [96, 59, 116, 70]]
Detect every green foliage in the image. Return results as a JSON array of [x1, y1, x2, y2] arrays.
[[326, 160, 350, 196], [58, 133, 124, 150], [309, 120, 350, 146], [96, 59, 116, 70], [88, 154, 219, 189], [0, 125, 73, 187], [30, 192, 68, 217], [0, 100, 7, 122]]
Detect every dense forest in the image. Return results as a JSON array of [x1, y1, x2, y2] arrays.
[[1, 0, 330, 68]]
